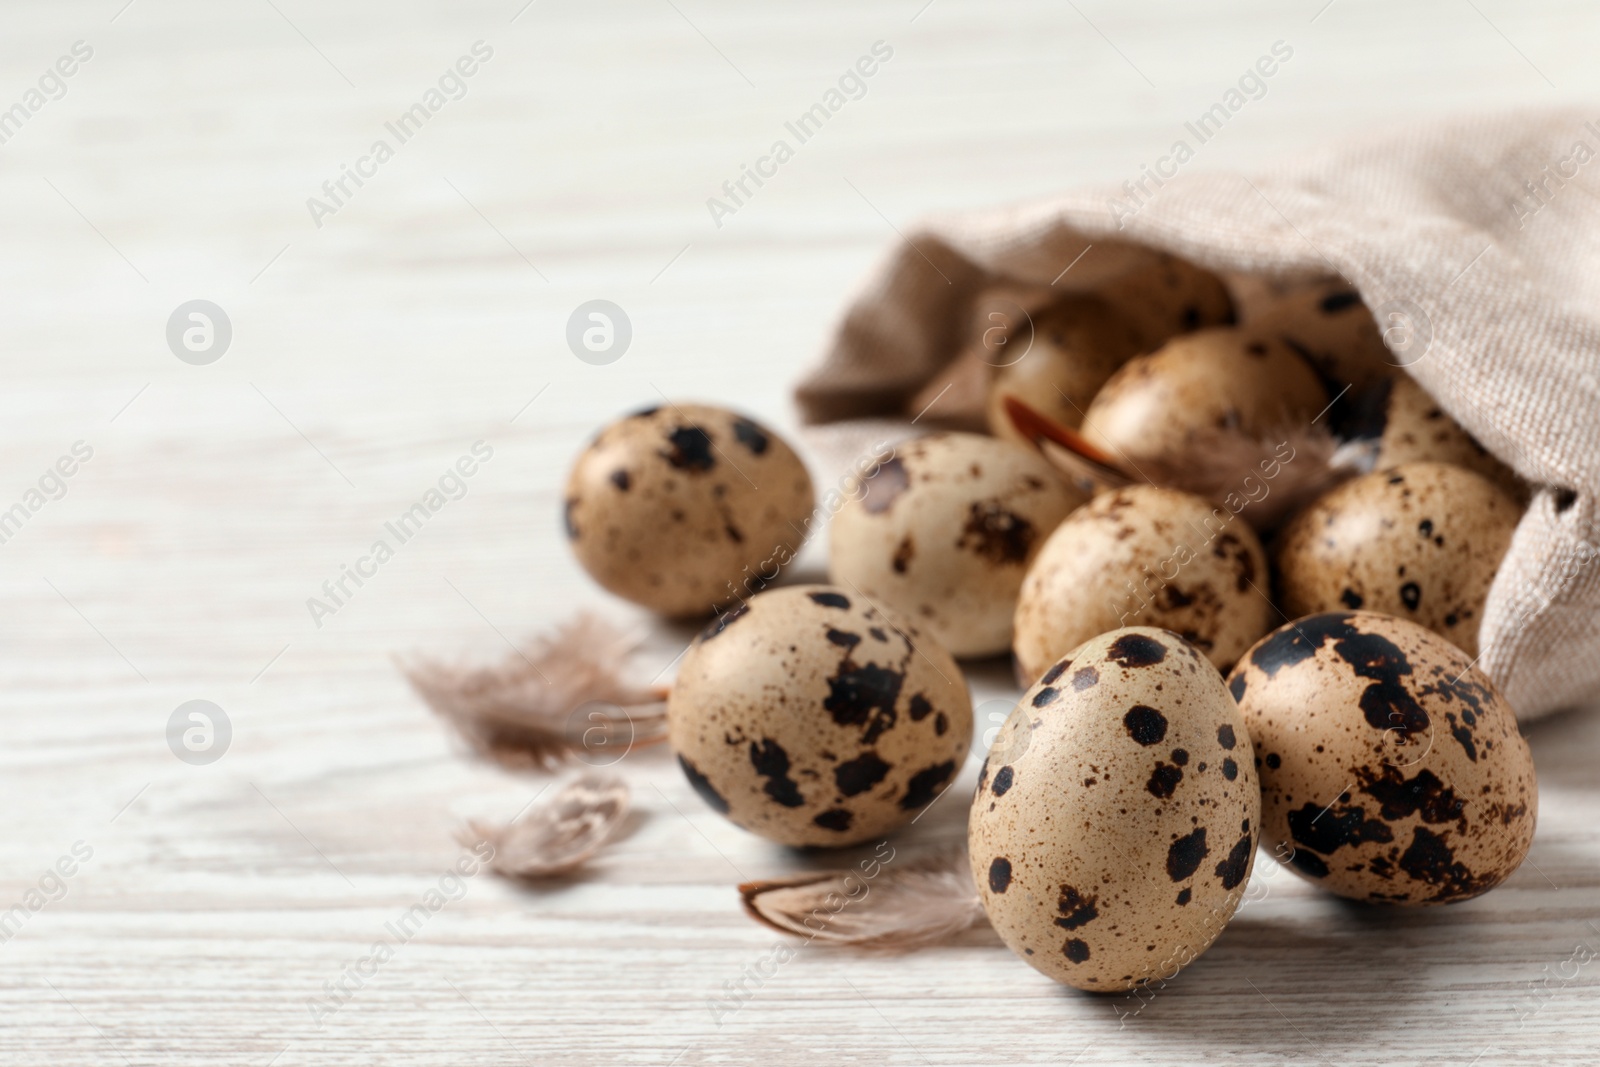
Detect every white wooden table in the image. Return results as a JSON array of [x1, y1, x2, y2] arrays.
[[2, 1, 1597, 1063]]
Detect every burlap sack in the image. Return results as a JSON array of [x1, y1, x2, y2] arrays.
[[795, 108, 1600, 722]]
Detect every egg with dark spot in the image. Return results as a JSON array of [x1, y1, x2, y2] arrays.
[[1013, 485, 1272, 680], [970, 627, 1259, 991], [1346, 375, 1523, 498], [564, 403, 814, 617], [1275, 462, 1520, 657], [1241, 280, 1395, 389], [975, 252, 1232, 445], [986, 295, 1147, 441], [1079, 327, 1327, 476], [669, 585, 972, 847], [1090, 251, 1237, 351], [1227, 611, 1536, 904], [830, 433, 1081, 657]]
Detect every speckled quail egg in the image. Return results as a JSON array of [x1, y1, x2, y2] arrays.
[[1339, 375, 1522, 498], [986, 295, 1147, 441], [564, 403, 815, 618], [829, 433, 1082, 658], [1079, 327, 1328, 476], [669, 584, 973, 847], [1225, 272, 1315, 323], [1092, 251, 1237, 351], [1013, 485, 1273, 681], [1244, 281, 1394, 389], [1227, 611, 1536, 904], [1275, 461, 1520, 658], [971, 627, 1260, 991]]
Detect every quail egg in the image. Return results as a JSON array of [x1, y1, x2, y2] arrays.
[[1275, 461, 1520, 658], [669, 584, 973, 847], [1340, 375, 1522, 497], [1245, 281, 1395, 389], [1092, 252, 1237, 351], [564, 403, 815, 617], [830, 433, 1082, 658], [1079, 328, 1328, 475], [971, 627, 1260, 991], [1013, 485, 1273, 680], [1228, 611, 1536, 904], [985, 294, 1147, 441]]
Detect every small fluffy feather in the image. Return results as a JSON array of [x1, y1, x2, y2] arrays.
[[1144, 423, 1355, 531], [1002, 397, 1358, 529], [738, 849, 983, 953], [460, 772, 630, 880], [399, 613, 667, 770]]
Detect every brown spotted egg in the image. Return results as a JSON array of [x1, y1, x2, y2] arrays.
[[564, 403, 815, 617], [1091, 251, 1237, 351], [986, 294, 1146, 441], [1228, 611, 1536, 904], [1013, 485, 1272, 681], [1079, 327, 1328, 475], [970, 627, 1260, 991], [1275, 461, 1520, 658], [1342, 375, 1522, 498], [1244, 281, 1394, 389], [668, 584, 972, 847], [829, 433, 1082, 658]]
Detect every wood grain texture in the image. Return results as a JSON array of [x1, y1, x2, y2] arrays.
[[1, 0, 1597, 1063]]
